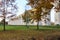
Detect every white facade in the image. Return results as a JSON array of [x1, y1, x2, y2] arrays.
[[8, 15, 51, 25], [54, 0, 60, 25], [55, 12, 60, 25], [8, 17, 37, 25], [51, 9, 60, 25]]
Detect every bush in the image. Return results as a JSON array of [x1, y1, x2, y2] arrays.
[[56, 24, 60, 26]]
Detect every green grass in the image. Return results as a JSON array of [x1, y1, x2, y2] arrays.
[[0, 25, 60, 30]]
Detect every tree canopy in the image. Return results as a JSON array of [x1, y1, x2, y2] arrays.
[[26, 0, 55, 29], [0, 0, 17, 31], [0, 0, 17, 20], [27, 0, 54, 21]]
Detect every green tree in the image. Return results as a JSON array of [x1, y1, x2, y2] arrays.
[[22, 10, 31, 28]]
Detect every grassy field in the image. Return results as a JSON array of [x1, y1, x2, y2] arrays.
[[0, 25, 60, 30], [0, 25, 60, 40]]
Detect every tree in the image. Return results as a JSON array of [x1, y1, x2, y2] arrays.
[[0, 0, 17, 31], [27, 0, 55, 30], [22, 10, 31, 28], [54, 0, 60, 12]]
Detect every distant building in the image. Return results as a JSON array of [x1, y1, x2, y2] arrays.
[[54, 0, 60, 25], [55, 12, 60, 25], [8, 15, 37, 25], [8, 14, 51, 25]]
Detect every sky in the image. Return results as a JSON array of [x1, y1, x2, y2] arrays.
[[16, 0, 29, 15], [16, 0, 32, 15]]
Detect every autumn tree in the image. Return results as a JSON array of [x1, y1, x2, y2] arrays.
[[0, 0, 17, 31], [27, 0, 55, 30], [54, 0, 60, 12]]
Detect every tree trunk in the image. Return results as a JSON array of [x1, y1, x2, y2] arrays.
[[3, 18, 5, 31], [26, 23, 29, 28], [26, 13, 29, 28], [37, 21, 39, 30]]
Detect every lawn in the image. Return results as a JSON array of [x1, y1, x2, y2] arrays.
[[0, 25, 60, 30]]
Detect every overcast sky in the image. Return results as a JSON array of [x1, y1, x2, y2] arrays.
[[16, 0, 27, 15]]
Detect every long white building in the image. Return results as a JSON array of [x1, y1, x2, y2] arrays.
[[53, 0, 60, 25], [55, 12, 60, 25], [8, 15, 37, 25], [8, 13, 51, 25]]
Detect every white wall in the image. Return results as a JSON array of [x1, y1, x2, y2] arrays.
[[55, 12, 60, 25], [8, 18, 37, 25]]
